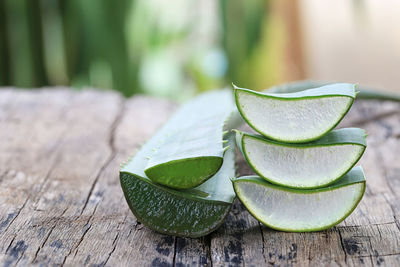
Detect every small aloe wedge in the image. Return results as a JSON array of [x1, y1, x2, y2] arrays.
[[120, 90, 238, 237], [234, 83, 356, 143], [144, 90, 236, 189], [232, 167, 366, 232], [235, 128, 367, 189]]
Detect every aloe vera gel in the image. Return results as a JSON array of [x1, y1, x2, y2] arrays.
[[233, 83, 367, 231], [234, 83, 356, 143]]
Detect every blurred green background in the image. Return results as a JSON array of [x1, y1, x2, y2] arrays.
[[0, 0, 302, 100], [1, 0, 399, 100]]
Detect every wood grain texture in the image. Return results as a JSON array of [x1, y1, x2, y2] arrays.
[[0, 88, 399, 267]]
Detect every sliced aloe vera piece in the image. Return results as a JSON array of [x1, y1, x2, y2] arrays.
[[144, 90, 235, 189], [235, 128, 366, 189], [234, 83, 356, 143], [232, 167, 366, 232], [120, 90, 238, 238]]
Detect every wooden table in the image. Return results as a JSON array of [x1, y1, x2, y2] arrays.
[[0, 88, 399, 267]]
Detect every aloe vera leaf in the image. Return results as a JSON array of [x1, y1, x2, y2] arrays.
[[143, 90, 235, 189], [234, 83, 356, 143], [267, 80, 400, 102], [232, 166, 366, 232], [120, 133, 236, 238], [235, 128, 366, 189], [120, 91, 237, 238]]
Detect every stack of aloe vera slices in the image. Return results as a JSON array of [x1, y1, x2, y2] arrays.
[[232, 83, 367, 232], [120, 90, 241, 237]]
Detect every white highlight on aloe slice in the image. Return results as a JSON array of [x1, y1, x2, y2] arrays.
[[233, 167, 366, 232], [236, 128, 366, 188], [234, 83, 356, 143]]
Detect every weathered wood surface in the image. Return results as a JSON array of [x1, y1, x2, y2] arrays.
[[0, 88, 399, 267]]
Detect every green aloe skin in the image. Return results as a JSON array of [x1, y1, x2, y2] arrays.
[[120, 132, 236, 238], [144, 90, 236, 189], [235, 128, 367, 189], [232, 167, 366, 232], [120, 90, 239, 238]]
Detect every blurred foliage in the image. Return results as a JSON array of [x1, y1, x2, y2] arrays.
[[0, 0, 286, 99]]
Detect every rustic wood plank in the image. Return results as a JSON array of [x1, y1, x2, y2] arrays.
[[0, 89, 399, 267]]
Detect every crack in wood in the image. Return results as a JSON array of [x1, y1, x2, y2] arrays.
[[172, 237, 177, 267], [205, 234, 213, 267], [101, 213, 127, 266], [337, 229, 348, 263], [31, 207, 68, 263], [367, 235, 375, 266], [60, 203, 99, 267], [5, 235, 16, 253], [102, 232, 120, 267], [258, 222, 267, 264], [1, 197, 29, 235], [79, 99, 125, 216], [57, 98, 126, 266]]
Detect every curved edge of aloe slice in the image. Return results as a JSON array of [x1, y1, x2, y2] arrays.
[[235, 128, 367, 189], [232, 167, 366, 232], [233, 83, 356, 143], [143, 90, 235, 189]]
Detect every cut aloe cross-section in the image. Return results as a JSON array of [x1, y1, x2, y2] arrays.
[[232, 167, 366, 232], [144, 90, 236, 189], [120, 132, 236, 237], [235, 128, 367, 189], [120, 90, 238, 237], [234, 83, 356, 143]]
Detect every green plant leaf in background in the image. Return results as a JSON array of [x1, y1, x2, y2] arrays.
[[267, 80, 400, 102]]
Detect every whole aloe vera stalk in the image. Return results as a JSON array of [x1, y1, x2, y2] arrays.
[[144, 90, 236, 189], [120, 90, 239, 237]]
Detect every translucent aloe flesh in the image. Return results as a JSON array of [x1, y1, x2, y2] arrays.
[[144, 90, 235, 189], [232, 167, 366, 232], [234, 83, 356, 143], [235, 128, 367, 189], [120, 90, 237, 237]]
